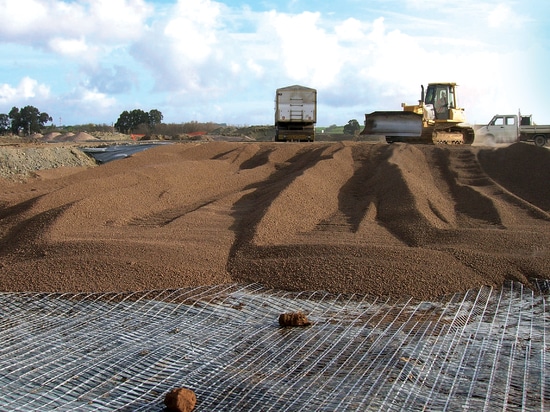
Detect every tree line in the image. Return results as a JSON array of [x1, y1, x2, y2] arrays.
[[113, 109, 222, 135], [0, 106, 166, 136], [0, 104, 361, 137], [0, 105, 221, 137], [0, 106, 52, 135]]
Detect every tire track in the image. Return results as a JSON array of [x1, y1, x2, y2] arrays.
[[429, 146, 550, 228], [229, 144, 339, 251], [429, 147, 503, 228], [309, 143, 406, 246]]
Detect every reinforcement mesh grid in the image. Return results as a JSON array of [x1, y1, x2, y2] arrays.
[[0, 281, 548, 411]]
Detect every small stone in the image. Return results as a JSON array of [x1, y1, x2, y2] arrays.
[[278, 312, 312, 327], [164, 387, 197, 412]]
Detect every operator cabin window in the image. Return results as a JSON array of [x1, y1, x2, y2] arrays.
[[493, 117, 504, 126], [448, 88, 455, 108], [506, 117, 516, 125], [425, 87, 435, 105]]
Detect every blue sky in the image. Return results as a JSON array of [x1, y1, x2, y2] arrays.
[[1, 0, 549, 127]]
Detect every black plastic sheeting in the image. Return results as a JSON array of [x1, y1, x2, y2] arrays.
[[80, 142, 172, 164], [0, 281, 548, 411]]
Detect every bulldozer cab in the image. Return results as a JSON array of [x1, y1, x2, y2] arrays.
[[425, 84, 455, 121]]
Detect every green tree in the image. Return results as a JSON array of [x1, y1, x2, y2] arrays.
[[114, 109, 163, 134], [0, 114, 10, 135], [343, 119, 360, 135], [8, 106, 52, 135], [148, 109, 163, 128], [114, 110, 131, 134], [129, 109, 149, 131]]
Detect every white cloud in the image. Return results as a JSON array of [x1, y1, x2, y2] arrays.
[[266, 11, 342, 87], [335, 18, 365, 41], [127, 1, 543, 125], [163, 0, 221, 63], [131, 0, 228, 95], [0, 0, 49, 35], [48, 37, 89, 57], [19, 77, 50, 99], [79, 88, 117, 110], [0, 84, 18, 103], [487, 4, 514, 28], [88, 0, 153, 41], [0, 0, 546, 126], [0, 0, 152, 62], [0, 77, 50, 105], [343, 18, 429, 101], [246, 59, 264, 77], [49, 86, 119, 124]]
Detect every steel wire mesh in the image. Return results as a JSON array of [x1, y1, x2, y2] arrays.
[[0, 281, 548, 411]]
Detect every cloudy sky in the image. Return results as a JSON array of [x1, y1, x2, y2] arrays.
[[0, 0, 548, 127]]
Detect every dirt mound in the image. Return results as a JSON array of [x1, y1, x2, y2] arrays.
[[0, 145, 96, 179], [0, 141, 549, 298], [41, 131, 99, 143], [43, 132, 62, 141], [208, 125, 276, 141], [89, 131, 132, 141], [72, 131, 99, 142]]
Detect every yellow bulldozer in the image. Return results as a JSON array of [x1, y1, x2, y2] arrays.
[[360, 82, 475, 144]]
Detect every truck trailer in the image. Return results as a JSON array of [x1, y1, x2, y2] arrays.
[[475, 113, 550, 147], [275, 85, 317, 142]]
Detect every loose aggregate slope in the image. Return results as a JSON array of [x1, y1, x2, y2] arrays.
[[0, 141, 549, 299]]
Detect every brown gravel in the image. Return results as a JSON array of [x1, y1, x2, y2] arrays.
[[0, 141, 549, 299]]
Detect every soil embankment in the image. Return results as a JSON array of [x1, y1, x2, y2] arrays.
[[0, 141, 549, 299]]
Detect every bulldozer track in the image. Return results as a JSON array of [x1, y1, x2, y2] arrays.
[[429, 146, 550, 228]]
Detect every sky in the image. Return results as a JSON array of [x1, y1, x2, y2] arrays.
[[0, 0, 549, 127]]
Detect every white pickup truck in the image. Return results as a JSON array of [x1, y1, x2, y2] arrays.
[[476, 113, 550, 147]]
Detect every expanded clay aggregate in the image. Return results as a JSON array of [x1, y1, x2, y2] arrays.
[[1, 142, 550, 299], [0, 281, 548, 411]]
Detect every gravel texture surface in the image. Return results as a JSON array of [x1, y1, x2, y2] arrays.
[[0, 141, 549, 299]]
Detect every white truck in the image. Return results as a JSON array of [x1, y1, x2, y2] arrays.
[[274, 85, 317, 142], [476, 113, 550, 147]]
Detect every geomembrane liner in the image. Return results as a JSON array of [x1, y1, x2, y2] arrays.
[[0, 281, 548, 411]]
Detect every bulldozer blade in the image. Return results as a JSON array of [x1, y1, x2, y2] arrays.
[[360, 111, 423, 137]]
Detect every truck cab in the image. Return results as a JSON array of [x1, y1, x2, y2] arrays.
[[476, 113, 550, 146], [482, 114, 519, 144]]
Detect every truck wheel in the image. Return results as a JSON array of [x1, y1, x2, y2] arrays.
[[534, 135, 547, 147]]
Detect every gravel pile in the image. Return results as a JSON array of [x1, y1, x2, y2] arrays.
[[0, 145, 96, 179], [0, 141, 549, 299]]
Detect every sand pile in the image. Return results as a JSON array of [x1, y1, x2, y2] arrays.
[[43, 132, 62, 141], [0, 141, 549, 299], [41, 131, 99, 143], [72, 131, 99, 142], [0, 145, 96, 179]]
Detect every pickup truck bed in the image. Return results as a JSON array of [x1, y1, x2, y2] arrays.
[[519, 125, 550, 147]]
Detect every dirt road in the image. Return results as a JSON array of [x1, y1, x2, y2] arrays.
[[0, 141, 549, 299]]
